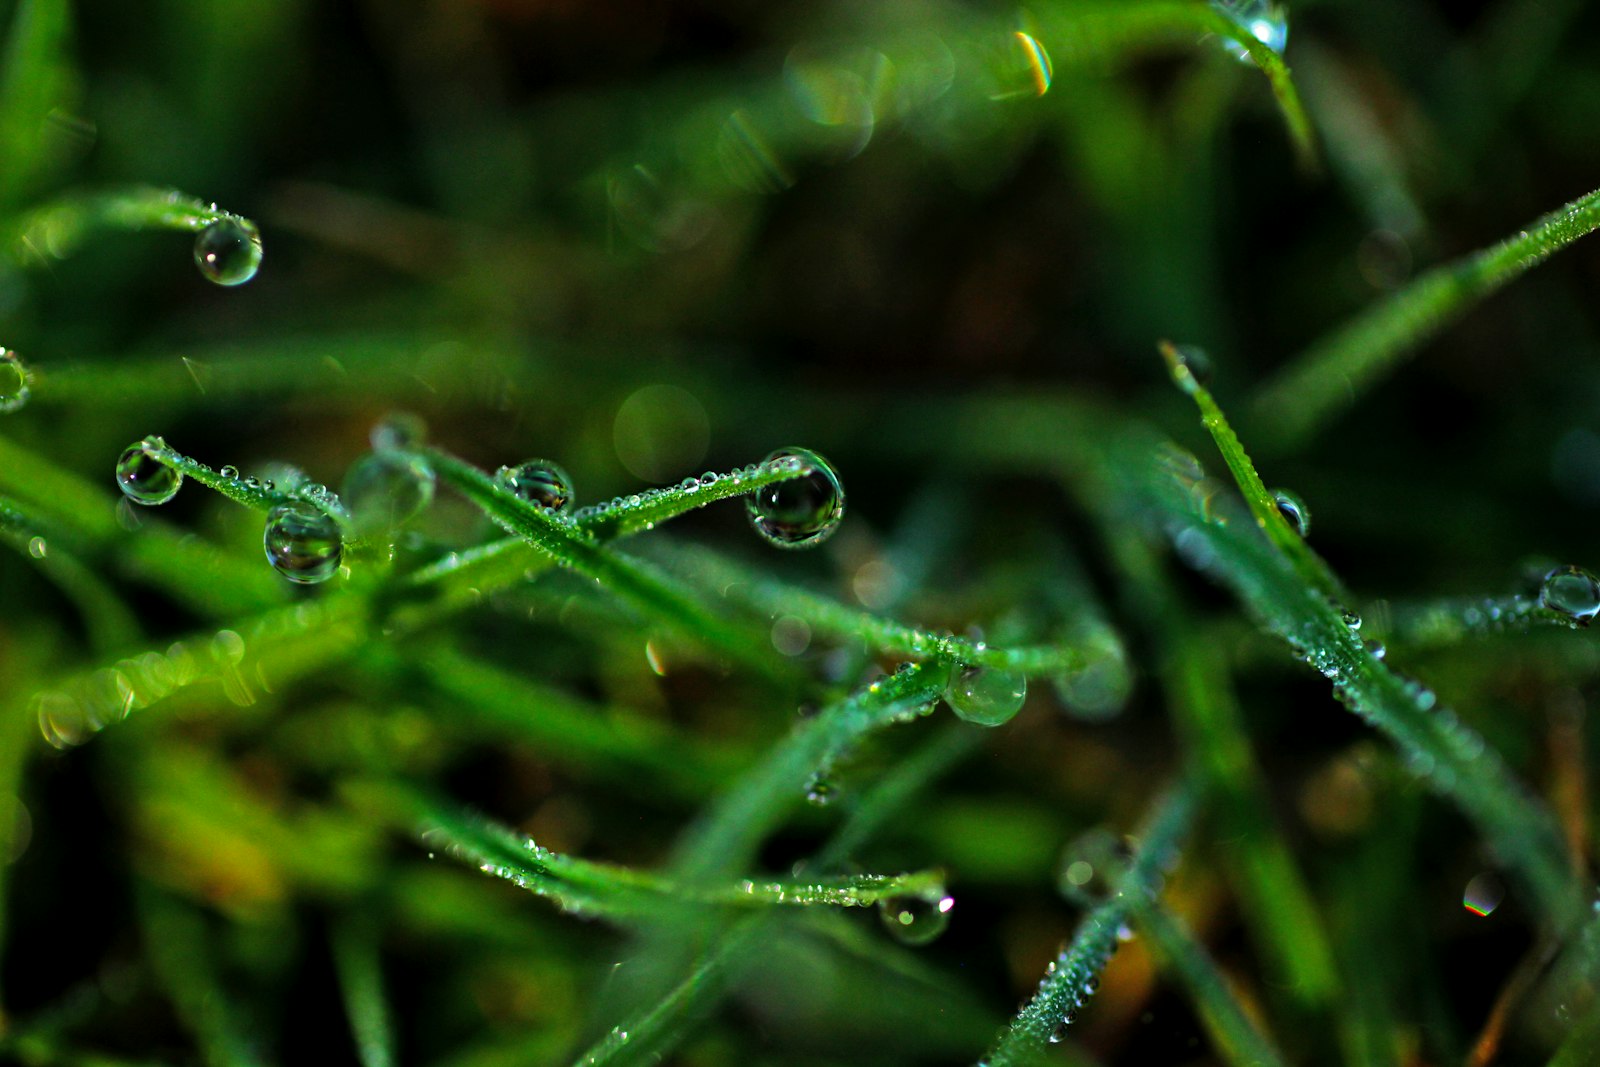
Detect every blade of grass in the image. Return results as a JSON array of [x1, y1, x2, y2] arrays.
[[8, 186, 258, 266], [330, 917, 396, 1067], [981, 781, 1196, 1067], [0, 0, 72, 209], [1250, 182, 1600, 451]]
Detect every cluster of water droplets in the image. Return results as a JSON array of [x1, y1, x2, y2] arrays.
[[193, 216, 262, 286], [1211, 0, 1289, 64]]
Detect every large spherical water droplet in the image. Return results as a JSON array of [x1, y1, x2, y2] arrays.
[[1540, 565, 1600, 624], [342, 452, 434, 538], [1270, 488, 1310, 536], [264, 502, 342, 584], [193, 218, 262, 286], [946, 665, 1027, 727], [496, 459, 574, 513], [115, 441, 182, 505], [746, 447, 844, 549], [877, 892, 953, 946], [0, 349, 31, 414]]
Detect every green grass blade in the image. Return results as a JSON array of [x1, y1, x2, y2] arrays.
[[8, 186, 258, 266], [0, 493, 139, 650], [573, 453, 816, 540], [136, 436, 351, 525], [1386, 591, 1585, 650], [982, 782, 1196, 1067], [330, 917, 396, 1067], [0, 0, 72, 209], [1131, 900, 1287, 1067], [1251, 183, 1600, 451]]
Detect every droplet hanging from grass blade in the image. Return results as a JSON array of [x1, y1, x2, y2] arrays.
[[877, 892, 953, 946], [264, 502, 343, 584], [193, 218, 262, 286], [1212, 0, 1289, 64], [946, 665, 1026, 727], [1540, 565, 1600, 624], [495, 459, 574, 514], [746, 447, 844, 548], [116, 439, 182, 505], [1270, 488, 1310, 536], [0, 349, 31, 413]]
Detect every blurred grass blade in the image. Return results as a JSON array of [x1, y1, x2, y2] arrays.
[[0, 0, 73, 209], [8, 186, 257, 266], [983, 782, 1196, 1066], [331, 917, 397, 1067], [574, 453, 817, 540], [1131, 900, 1287, 1067], [1251, 182, 1600, 451]]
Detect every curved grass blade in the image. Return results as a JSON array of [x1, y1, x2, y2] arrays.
[[422, 446, 793, 685], [981, 782, 1196, 1067], [659, 542, 1084, 675], [134, 436, 351, 526], [1386, 591, 1588, 650], [1130, 900, 1287, 1067], [1251, 183, 1600, 452], [373, 787, 946, 922], [8, 186, 257, 266], [0, 0, 74, 209], [573, 453, 814, 540], [0, 493, 139, 650]]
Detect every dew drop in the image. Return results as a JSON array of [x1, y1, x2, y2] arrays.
[[1540, 565, 1600, 624], [370, 411, 427, 452], [1341, 610, 1362, 631], [0, 349, 31, 414], [1168, 344, 1214, 389], [1364, 639, 1386, 660], [496, 459, 574, 513], [877, 892, 953, 947], [946, 665, 1027, 727], [1463, 872, 1505, 917], [193, 218, 262, 286], [343, 452, 435, 538], [1212, 0, 1289, 63], [1048, 1020, 1070, 1044], [746, 447, 844, 549], [1270, 488, 1310, 536], [115, 441, 182, 505], [263, 502, 343, 584], [1057, 828, 1133, 907]]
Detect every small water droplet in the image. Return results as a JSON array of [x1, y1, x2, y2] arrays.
[[1463, 872, 1505, 917], [746, 447, 845, 549], [946, 665, 1027, 727], [343, 452, 435, 537], [193, 218, 262, 286], [877, 892, 953, 946], [371, 411, 427, 452], [1363, 639, 1386, 660], [0, 349, 31, 414], [1057, 829, 1133, 907], [804, 774, 835, 807], [1167, 344, 1214, 389], [1212, 0, 1289, 63], [263, 502, 343, 584], [1540, 565, 1600, 624], [1341, 610, 1362, 631], [1270, 488, 1310, 536], [496, 459, 574, 513], [115, 441, 182, 505], [1048, 1020, 1071, 1044]]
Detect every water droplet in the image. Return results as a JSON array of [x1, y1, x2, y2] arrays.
[[1048, 1020, 1071, 1044], [1270, 488, 1310, 536], [343, 452, 435, 538], [946, 665, 1027, 727], [1057, 829, 1133, 907], [1463, 872, 1505, 917], [1540, 565, 1600, 624], [1363, 639, 1386, 660], [877, 892, 953, 946], [263, 502, 343, 584], [1341, 610, 1362, 631], [804, 774, 836, 807], [371, 411, 426, 452], [496, 459, 574, 513], [1212, 0, 1289, 63], [1167, 344, 1214, 389], [0, 349, 31, 414], [990, 31, 1053, 100], [193, 218, 262, 286], [746, 447, 845, 549], [115, 441, 182, 505]]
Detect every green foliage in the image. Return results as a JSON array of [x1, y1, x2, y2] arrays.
[[4, 1, 1600, 1065]]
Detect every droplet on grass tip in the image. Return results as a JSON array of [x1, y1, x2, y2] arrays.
[[343, 452, 435, 537], [1270, 488, 1310, 536], [115, 440, 182, 505], [496, 459, 574, 513], [877, 892, 953, 946], [193, 218, 262, 286], [0, 349, 31, 413], [946, 665, 1026, 727], [746, 447, 844, 548], [264, 502, 343, 584], [1540, 565, 1600, 624], [1164, 343, 1214, 391], [1212, 0, 1289, 63]]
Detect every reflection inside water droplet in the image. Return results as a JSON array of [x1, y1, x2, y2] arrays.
[[496, 459, 574, 513], [193, 218, 263, 286]]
